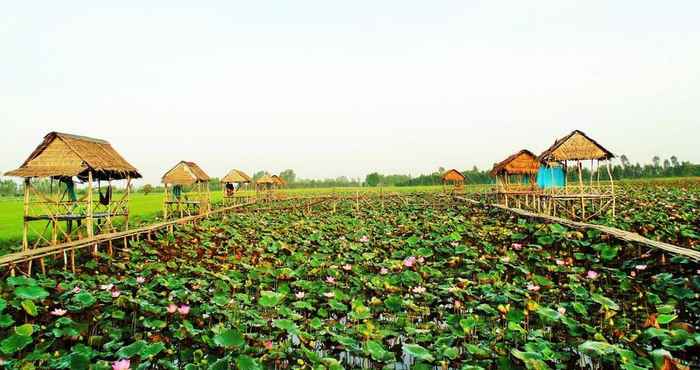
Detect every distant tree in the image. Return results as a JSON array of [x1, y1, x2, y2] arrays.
[[252, 171, 269, 181], [652, 156, 661, 175], [670, 155, 679, 168], [280, 169, 296, 184], [620, 154, 630, 167], [0, 179, 18, 197], [142, 184, 153, 195], [365, 172, 381, 187]]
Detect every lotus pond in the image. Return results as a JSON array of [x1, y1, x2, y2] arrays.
[[1, 193, 699, 369]]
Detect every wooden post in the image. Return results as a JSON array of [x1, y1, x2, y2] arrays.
[[607, 161, 615, 218], [70, 250, 76, 273], [578, 161, 585, 219], [125, 176, 131, 230], [22, 178, 30, 251], [163, 183, 169, 220], [87, 171, 94, 238]]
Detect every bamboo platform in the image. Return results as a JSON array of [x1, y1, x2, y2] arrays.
[[454, 196, 700, 262]]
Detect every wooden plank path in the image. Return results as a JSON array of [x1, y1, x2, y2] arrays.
[[0, 192, 388, 273], [454, 196, 700, 262]]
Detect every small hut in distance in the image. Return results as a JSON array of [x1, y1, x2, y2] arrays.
[[490, 150, 540, 191], [271, 175, 287, 188], [255, 174, 278, 202], [441, 169, 466, 193], [221, 169, 252, 204], [489, 149, 540, 208], [162, 161, 211, 219], [4, 132, 141, 257]]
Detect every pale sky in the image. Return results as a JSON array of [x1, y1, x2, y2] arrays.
[[1, 1, 698, 185]]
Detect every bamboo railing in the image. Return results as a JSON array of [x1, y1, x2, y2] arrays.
[[453, 196, 700, 262]]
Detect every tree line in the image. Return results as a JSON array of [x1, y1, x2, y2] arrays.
[[0, 155, 698, 196]]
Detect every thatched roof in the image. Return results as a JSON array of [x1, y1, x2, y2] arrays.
[[255, 175, 277, 185], [221, 169, 251, 184], [442, 169, 465, 182], [490, 150, 540, 176], [539, 130, 614, 162], [162, 161, 210, 185], [4, 132, 141, 180], [271, 175, 287, 186]]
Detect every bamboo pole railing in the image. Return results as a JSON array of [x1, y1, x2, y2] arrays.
[[453, 196, 700, 262], [0, 192, 429, 272]]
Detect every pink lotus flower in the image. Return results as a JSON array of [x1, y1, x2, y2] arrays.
[[295, 291, 305, 299], [342, 264, 352, 271], [557, 307, 566, 315], [586, 270, 599, 279], [167, 304, 178, 314], [411, 286, 426, 294], [111, 290, 121, 298], [323, 292, 335, 298], [325, 276, 336, 284], [178, 305, 190, 316], [51, 308, 67, 316], [511, 243, 523, 250], [72, 286, 81, 294], [359, 236, 369, 243], [634, 265, 647, 271], [380, 267, 389, 275], [100, 283, 114, 291], [112, 359, 130, 370], [136, 276, 146, 284], [264, 340, 273, 350], [403, 256, 416, 268], [555, 259, 565, 266], [526, 283, 540, 292]]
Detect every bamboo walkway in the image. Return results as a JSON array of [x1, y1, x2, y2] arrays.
[[0, 192, 390, 274], [454, 196, 700, 262]]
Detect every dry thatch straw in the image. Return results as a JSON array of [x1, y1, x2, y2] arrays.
[[162, 161, 210, 185], [4, 132, 141, 180], [539, 130, 614, 162], [221, 169, 252, 184], [442, 169, 465, 183], [271, 175, 287, 186], [490, 149, 540, 177], [255, 174, 277, 185]]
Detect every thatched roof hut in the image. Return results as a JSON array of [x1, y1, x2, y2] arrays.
[[271, 175, 287, 186], [490, 150, 540, 177], [221, 169, 251, 184], [539, 130, 614, 163], [442, 169, 465, 183], [162, 161, 210, 185], [5, 132, 141, 181], [255, 175, 277, 185]]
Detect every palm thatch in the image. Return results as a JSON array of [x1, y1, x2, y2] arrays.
[[539, 130, 614, 162], [221, 169, 251, 184], [255, 175, 277, 185], [490, 150, 540, 177], [4, 132, 141, 180], [442, 169, 465, 183], [162, 161, 210, 185], [271, 175, 287, 186]]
